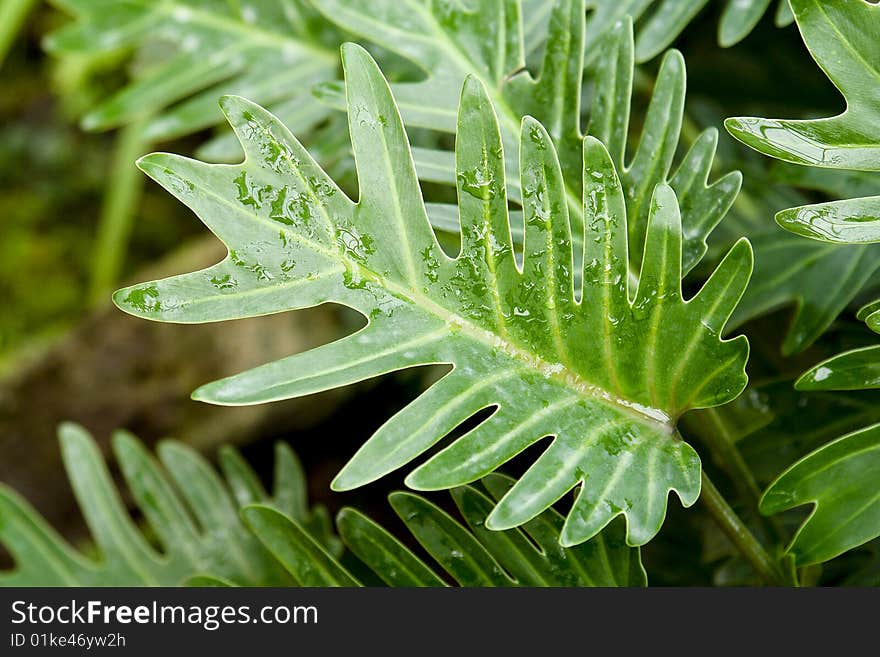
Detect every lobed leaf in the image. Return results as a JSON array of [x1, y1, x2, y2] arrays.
[[114, 45, 753, 547], [251, 476, 644, 587], [314, 0, 741, 277], [761, 424, 880, 566], [0, 424, 308, 586], [583, 0, 793, 61], [46, 0, 338, 157], [726, 0, 880, 239], [728, 230, 880, 355]]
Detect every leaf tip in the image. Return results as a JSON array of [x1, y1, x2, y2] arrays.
[[57, 421, 89, 447]]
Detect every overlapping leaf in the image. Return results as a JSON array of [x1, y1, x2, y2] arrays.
[[247, 473, 645, 587], [313, 0, 741, 277], [728, 229, 880, 355], [0, 424, 333, 586], [712, 155, 880, 354], [726, 0, 880, 243], [582, 0, 793, 62], [760, 424, 880, 566], [46, 0, 338, 158], [114, 44, 753, 547]]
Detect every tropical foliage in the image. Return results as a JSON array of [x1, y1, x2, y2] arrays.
[[2, 0, 879, 588]]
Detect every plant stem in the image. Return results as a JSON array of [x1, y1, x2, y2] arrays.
[[700, 408, 763, 502], [89, 118, 151, 304], [694, 409, 787, 544], [700, 471, 789, 586]]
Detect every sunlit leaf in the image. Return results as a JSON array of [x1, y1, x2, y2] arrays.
[[114, 45, 752, 547]]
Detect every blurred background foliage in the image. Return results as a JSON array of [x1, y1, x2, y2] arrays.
[[2, 0, 879, 585]]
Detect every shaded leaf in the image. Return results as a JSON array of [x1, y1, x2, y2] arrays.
[[0, 424, 307, 586], [336, 507, 447, 587], [314, 1, 740, 276], [761, 424, 880, 565], [242, 505, 360, 586], [46, 0, 338, 157]]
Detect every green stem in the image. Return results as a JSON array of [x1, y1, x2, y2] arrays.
[[0, 0, 37, 69], [89, 119, 151, 304], [700, 408, 763, 503], [695, 408, 787, 544], [700, 471, 789, 586]]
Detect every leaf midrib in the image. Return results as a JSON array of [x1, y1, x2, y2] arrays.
[[187, 168, 672, 430]]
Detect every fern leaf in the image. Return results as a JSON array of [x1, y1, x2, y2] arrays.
[[0, 424, 328, 586], [114, 45, 753, 547]]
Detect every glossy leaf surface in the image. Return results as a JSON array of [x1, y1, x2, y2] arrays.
[[726, 0, 880, 240], [314, 0, 740, 277], [250, 476, 644, 587], [114, 45, 753, 547], [584, 0, 793, 60], [761, 424, 880, 565]]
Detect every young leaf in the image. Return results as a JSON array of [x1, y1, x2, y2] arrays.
[[114, 45, 753, 547], [760, 424, 880, 566], [0, 424, 307, 586], [726, 0, 880, 240]]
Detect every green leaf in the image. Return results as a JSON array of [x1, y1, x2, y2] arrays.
[[726, 0, 880, 239], [314, 1, 740, 277], [0, 424, 310, 586], [761, 424, 880, 565], [718, 0, 774, 48], [389, 492, 514, 586], [46, 0, 337, 155], [242, 505, 361, 586], [585, 0, 792, 60], [797, 346, 880, 391], [114, 45, 753, 547], [336, 507, 447, 587], [728, 230, 880, 355], [245, 481, 642, 587], [458, 474, 646, 585], [726, 0, 880, 170], [775, 197, 880, 244]]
